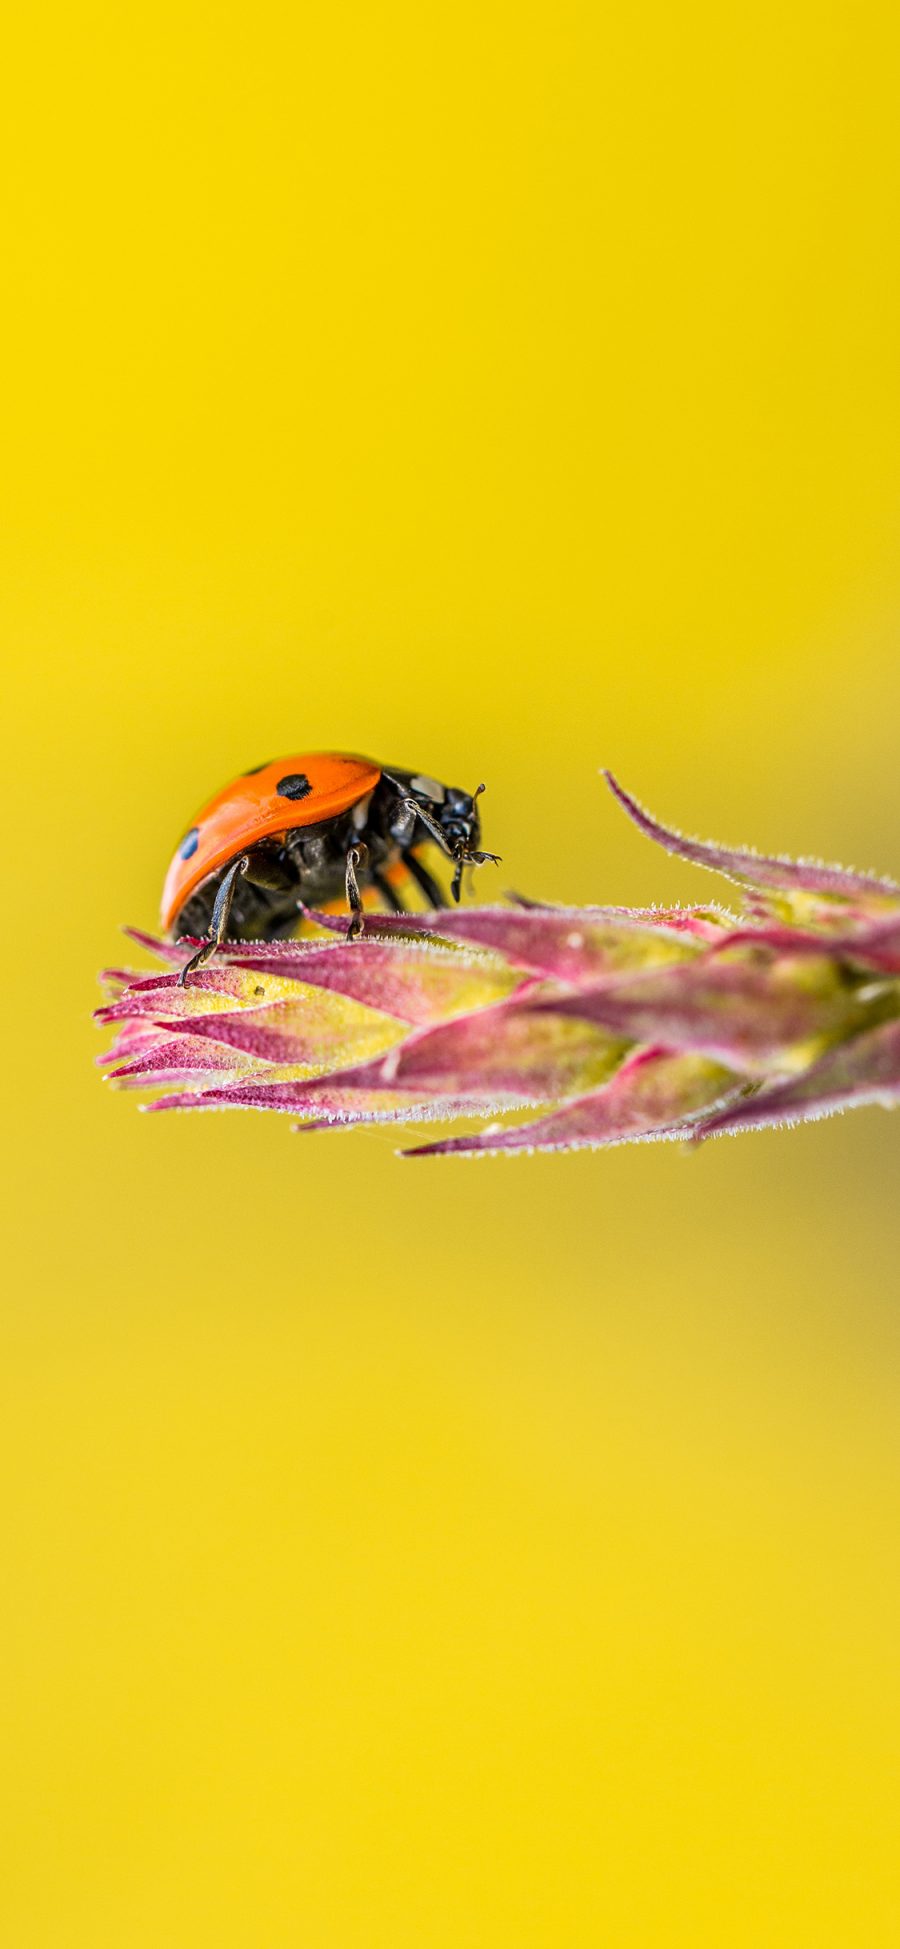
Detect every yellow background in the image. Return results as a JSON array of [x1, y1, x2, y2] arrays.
[[3, 4, 900, 1942]]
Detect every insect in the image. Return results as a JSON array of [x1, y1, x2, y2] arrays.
[[161, 752, 500, 985]]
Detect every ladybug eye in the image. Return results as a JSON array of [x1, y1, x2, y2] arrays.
[[445, 788, 473, 816], [178, 827, 200, 860]]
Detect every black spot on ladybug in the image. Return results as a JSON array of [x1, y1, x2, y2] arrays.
[[276, 773, 312, 801], [244, 761, 271, 775], [178, 827, 200, 860]]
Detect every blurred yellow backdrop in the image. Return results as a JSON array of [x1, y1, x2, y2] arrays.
[[3, 2, 900, 1942]]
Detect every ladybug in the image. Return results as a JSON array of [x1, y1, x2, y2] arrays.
[[161, 752, 500, 985]]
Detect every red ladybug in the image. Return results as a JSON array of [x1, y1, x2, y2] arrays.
[[161, 752, 500, 984]]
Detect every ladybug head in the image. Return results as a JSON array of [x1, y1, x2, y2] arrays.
[[444, 786, 506, 898], [387, 771, 499, 902], [437, 781, 482, 852]]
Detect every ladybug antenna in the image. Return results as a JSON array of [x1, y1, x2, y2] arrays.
[[450, 782, 500, 901]]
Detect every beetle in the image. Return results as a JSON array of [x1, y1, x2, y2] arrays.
[[160, 752, 500, 984]]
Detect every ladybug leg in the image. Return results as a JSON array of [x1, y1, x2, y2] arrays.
[[383, 786, 464, 901], [345, 843, 368, 940], [402, 850, 447, 909], [389, 789, 452, 858], [178, 854, 250, 987]]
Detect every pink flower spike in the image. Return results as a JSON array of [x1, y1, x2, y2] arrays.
[[604, 773, 900, 908], [693, 1018, 900, 1139], [404, 1049, 738, 1156], [99, 782, 900, 1153]]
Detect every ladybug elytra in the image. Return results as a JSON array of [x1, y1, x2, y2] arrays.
[[161, 752, 500, 984]]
